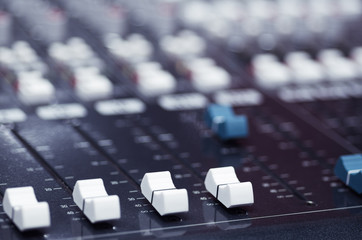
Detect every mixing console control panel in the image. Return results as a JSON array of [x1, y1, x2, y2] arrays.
[[0, 0, 362, 239]]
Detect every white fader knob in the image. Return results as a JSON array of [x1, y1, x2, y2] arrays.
[[2, 186, 51, 231], [72, 179, 120, 223], [141, 171, 189, 216], [204, 167, 254, 208]]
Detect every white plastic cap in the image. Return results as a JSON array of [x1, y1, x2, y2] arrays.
[[137, 68, 176, 96], [141, 171, 189, 216], [76, 77, 113, 101], [254, 60, 291, 88], [285, 52, 325, 83], [3, 186, 51, 231], [318, 49, 358, 81], [191, 66, 231, 93], [17, 78, 55, 105], [72, 179, 120, 223], [140, 171, 176, 202], [204, 167, 254, 208]]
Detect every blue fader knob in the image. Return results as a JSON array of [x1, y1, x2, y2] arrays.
[[334, 154, 362, 194], [204, 104, 248, 141]]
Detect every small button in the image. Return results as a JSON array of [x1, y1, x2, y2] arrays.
[[72, 67, 113, 101], [2, 186, 51, 231], [141, 171, 189, 216], [191, 65, 231, 93], [16, 72, 55, 105], [334, 154, 362, 194], [135, 63, 177, 96], [204, 166, 254, 208], [104, 34, 153, 64], [72, 179, 120, 223], [160, 30, 206, 59], [185, 58, 231, 93], [252, 54, 291, 88], [205, 104, 248, 140], [76, 75, 113, 101], [318, 49, 358, 81], [285, 52, 325, 83]]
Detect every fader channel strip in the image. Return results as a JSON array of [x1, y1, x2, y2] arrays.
[[0, 0, 362, 239]]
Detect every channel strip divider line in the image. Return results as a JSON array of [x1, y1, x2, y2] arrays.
[[9, 127, 73, 195], [133, 118, 205, 182], [70, 122, 141, 188], [250, 154, 313, 204]]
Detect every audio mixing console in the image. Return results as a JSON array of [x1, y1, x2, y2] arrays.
[[0, 0, 362, 239]]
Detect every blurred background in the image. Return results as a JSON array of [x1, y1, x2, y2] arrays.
[[0, 1, 362, 240]]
